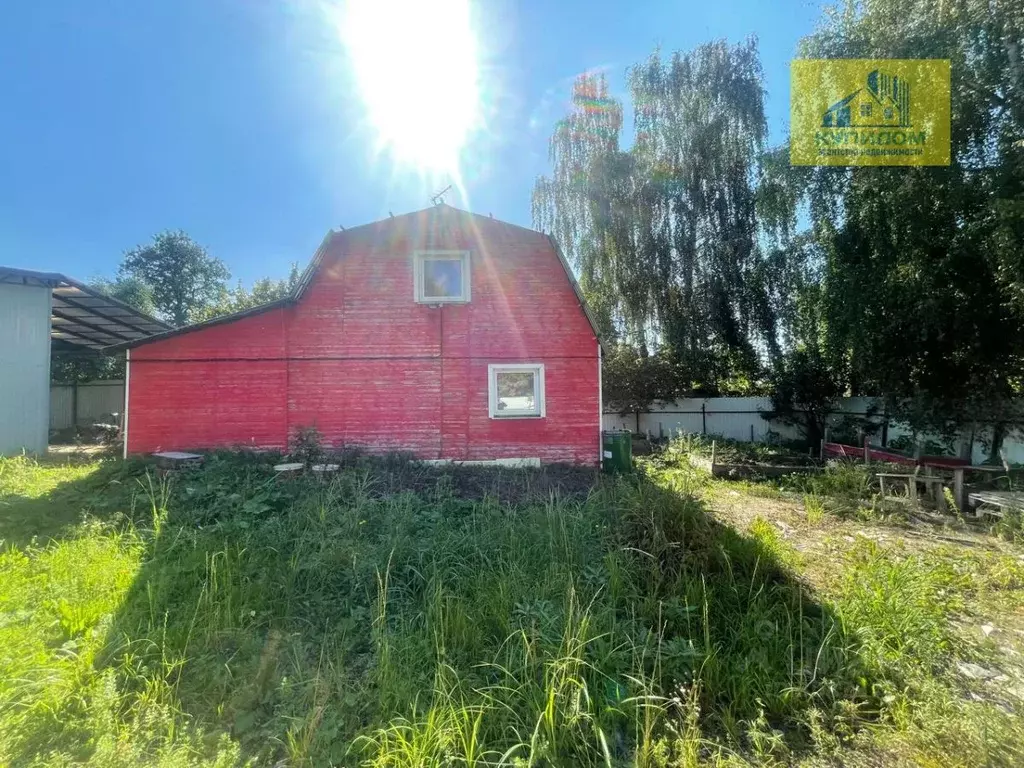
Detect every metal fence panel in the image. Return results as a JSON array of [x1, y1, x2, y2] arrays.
[[49, 381, 124, 430], [49, 386, 75, 430], [602, 395, 1024, 465]]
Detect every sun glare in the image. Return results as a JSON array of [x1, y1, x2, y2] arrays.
[[340, 0, 480, 173]]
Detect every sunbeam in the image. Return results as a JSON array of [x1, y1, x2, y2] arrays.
[[337, 0, 480, 176]]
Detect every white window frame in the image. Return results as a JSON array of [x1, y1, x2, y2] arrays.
[[488, 363, 546, 419], [413, 250, 471, 304]]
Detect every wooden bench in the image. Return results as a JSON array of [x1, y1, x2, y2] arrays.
[[967, 491, 1024, 519]]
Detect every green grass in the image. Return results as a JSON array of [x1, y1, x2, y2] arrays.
[[667, 434, 814, 468], [1, 452, 1023, 766]]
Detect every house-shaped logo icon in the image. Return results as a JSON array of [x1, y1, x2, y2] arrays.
[[821, 70, 911, 128]]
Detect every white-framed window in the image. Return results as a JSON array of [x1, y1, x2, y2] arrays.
[[488, 363, 545, 418], [413, 250, 470, 303]]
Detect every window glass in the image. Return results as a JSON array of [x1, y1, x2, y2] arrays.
[[422, 258, 463, 299], [496, 370, 537, 414]]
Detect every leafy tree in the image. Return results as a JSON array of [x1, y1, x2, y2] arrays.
[[535, 5, 1024, 441], [601, 346, 681, 415], [120, 231, 230, 326], [193, 264, 301, 322], [89, 276, 157, 317], [764, 347, 846, 448], [796, 0, 1024, 436], [50, 352, 122, 384], [534, 40, 796, 393]]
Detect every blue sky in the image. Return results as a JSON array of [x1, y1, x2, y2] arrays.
[[0, 0, 825, 287]]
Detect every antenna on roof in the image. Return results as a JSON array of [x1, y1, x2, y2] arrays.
[[389, 211, 394, 218], [430, 185, 452, 206], [338, 224, 346, 231]]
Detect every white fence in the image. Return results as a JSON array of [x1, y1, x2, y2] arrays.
[[50, 381, 124, 431], [602, 397, 1024, 465], [44, 384, 1024, 464]]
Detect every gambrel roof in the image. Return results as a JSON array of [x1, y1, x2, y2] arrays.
[[108, 205, 606, 353]]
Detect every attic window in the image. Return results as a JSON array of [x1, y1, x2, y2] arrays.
[[414, 251, 470, 303], [488, 364, 545, 418]]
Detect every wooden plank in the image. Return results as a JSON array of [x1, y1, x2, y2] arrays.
[[954, 468, 965, 514], [875, 473, 943, 482], [968, 491, 1024, 510]]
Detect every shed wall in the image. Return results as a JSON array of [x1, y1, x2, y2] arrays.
[[126, 215, 600, 464], [0, 283, 52, 455]]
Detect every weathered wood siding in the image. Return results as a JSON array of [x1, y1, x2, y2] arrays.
[[127, 209, 600, 464], [128, 310, 290, 451]]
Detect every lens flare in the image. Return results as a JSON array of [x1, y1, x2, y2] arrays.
[[340, 0, 480, 174]]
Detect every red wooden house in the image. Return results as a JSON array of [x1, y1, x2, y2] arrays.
[[118, 205, 604, 465]]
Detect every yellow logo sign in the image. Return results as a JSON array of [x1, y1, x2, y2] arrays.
[[790, 59, 950, 166]]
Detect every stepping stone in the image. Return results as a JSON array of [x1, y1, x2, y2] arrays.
[[957, 661, 999, 680], [153, 451, 203, 461], [273, 462, 305, 473], [311, 463, 340, 473], [152, 451, 204, 469]]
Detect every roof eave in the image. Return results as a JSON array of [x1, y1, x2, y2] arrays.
[[291, 230, 339, 300], [104, 228, 340, 354], [103, 297, 293, 353], [545, 234, 608, 356]]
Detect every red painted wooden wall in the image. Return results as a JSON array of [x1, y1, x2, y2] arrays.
[[127, 207, 601, 464]]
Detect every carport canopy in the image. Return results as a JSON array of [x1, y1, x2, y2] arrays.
[[0, 266, 171, 351]]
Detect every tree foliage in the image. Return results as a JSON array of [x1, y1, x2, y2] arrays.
[[601, 346, 681, 414], [120, 231, 230, 326], [799, 0, 1024, 432], [89, 276, 157, 317], [192, 264, 301, 322], [534, 40, 803, 395], [764, 347, 846, 448], [53, 239, 298, 383], [537, 5, 1024, 436]]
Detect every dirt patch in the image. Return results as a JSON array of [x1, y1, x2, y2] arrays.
[[704, 482, 1012, 565], [705, 485, 807, 530]]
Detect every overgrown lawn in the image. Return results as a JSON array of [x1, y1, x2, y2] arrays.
[[1, 451, 1022, 766]]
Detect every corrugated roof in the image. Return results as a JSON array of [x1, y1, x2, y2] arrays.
[[0, 266, 172, 350]]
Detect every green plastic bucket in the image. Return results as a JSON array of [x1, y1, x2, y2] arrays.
[[602, 430, 633, 473]]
